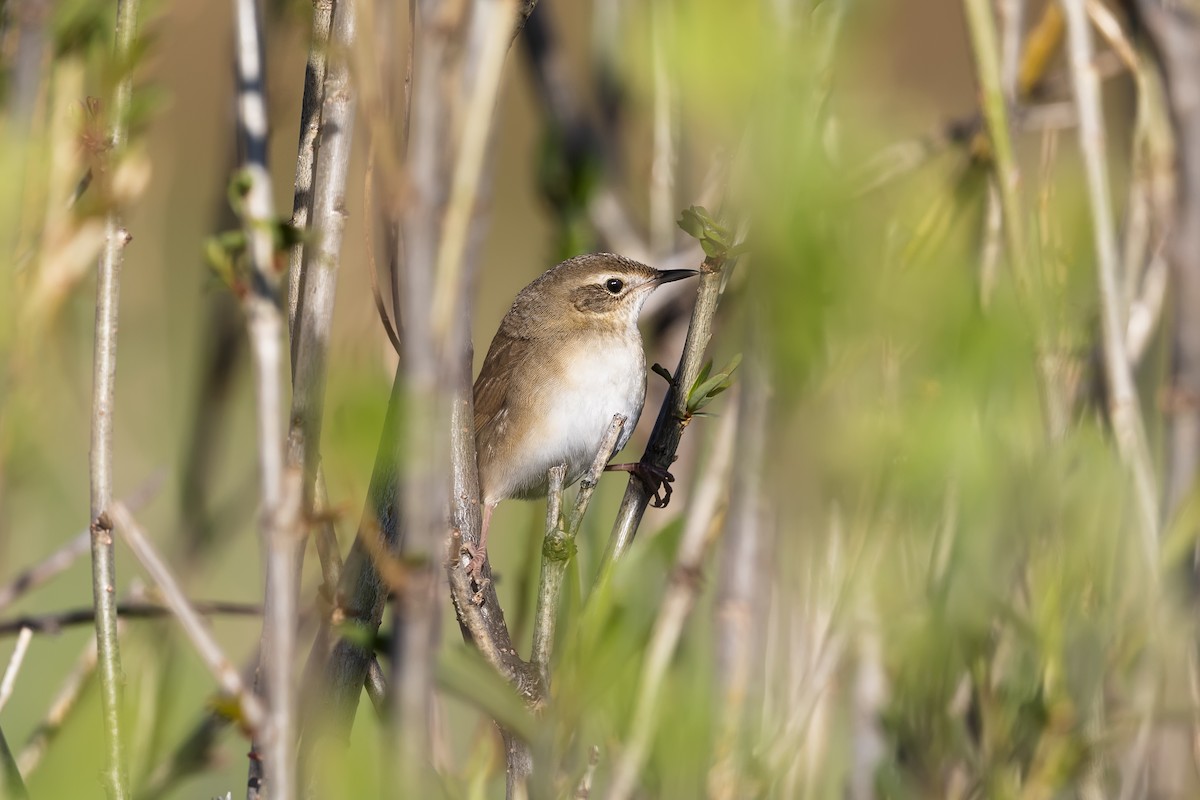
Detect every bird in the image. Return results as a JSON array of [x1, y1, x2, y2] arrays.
[[467, 252, 697, 579]]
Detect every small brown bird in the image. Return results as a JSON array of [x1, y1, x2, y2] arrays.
[[469, 253, 697, 575]]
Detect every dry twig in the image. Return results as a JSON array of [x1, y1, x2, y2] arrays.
[[110, 503, 268, 735]]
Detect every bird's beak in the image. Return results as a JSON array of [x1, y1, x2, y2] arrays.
[[654, 268, 699, 285]]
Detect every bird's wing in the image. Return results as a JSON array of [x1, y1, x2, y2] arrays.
[[473, 329, 528, 436]]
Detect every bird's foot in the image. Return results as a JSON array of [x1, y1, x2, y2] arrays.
[[460, 541, 491, 605], [605, 461, 675, 508]]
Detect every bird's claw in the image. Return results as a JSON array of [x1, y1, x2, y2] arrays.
[[606, 462, 675, 508], [460, 541, 491, 605]]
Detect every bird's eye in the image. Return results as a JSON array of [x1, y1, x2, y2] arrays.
[[605, 278, 624, 294]]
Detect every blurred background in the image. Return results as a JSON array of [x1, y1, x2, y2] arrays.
[[1, 0, 1195, 797]]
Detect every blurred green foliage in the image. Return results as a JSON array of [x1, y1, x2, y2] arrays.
[[0, 0, 1193, 798]]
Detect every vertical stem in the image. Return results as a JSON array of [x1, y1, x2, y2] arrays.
[[89, 2, 140, 797], [531, 416, 626, 685], [232, 0, 295, 796], [286, 0, 334, 338], [962, 0, 1069, 438], [606, 392, 740, 800], [649, 0, 676, 257], [530, 465, 568, 684], [1062, 0, 1159, 564]]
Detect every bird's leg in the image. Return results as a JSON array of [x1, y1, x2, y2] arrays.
[[605, 461, 675, 508], [462, 503, 495, 602]]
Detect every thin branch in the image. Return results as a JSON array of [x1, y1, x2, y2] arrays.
[[277, 0, 357, 791], [963, 0, 1072, 439], [709, 355, 769, 800], [285, 0, 334, 335], [1062, 0, 1159, 563], [232, 0, 301, 794], [1130, 0, 1200, 526], [962, 0, 1034, 298], [0, 473, 163, 615], [602, 252, 731, 567], [605, 390, 741, 800], [89, 0, 141, 795], [1126, 249, 1167, 366], [0, 601, 261, 637], [530, 464, 567, 684], [399, 0, 519, 793], [108, 503, 269, 738], [429, 0, 519, 344], [531, 416, 626, 685], [0, 629, 32, 714]]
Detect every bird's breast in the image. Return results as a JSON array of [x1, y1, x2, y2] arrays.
[[491, 333, 646, 501]]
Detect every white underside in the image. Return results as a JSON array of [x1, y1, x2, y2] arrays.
[[489, 334, 645, 502]]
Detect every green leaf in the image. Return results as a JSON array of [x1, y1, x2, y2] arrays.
[[700, 237, 724, 258], [227, 170, 253, 211], [677, 207, 705, 238], [687, 353, 742, 412]]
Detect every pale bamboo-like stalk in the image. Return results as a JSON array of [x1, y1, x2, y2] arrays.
[[386, 1, 455, 789], [1061, 0, 1159, 564], [89, 2, 140, 797], [301, 3, 541, 790], [232, 0, 296, 795], [606, 391, 740, 800], [428, 0, 519, 343], [109, 503, 269, 734], [0, 629, 32, 714], [285, 6, 357, 780], [709, 357, 768, 800]]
